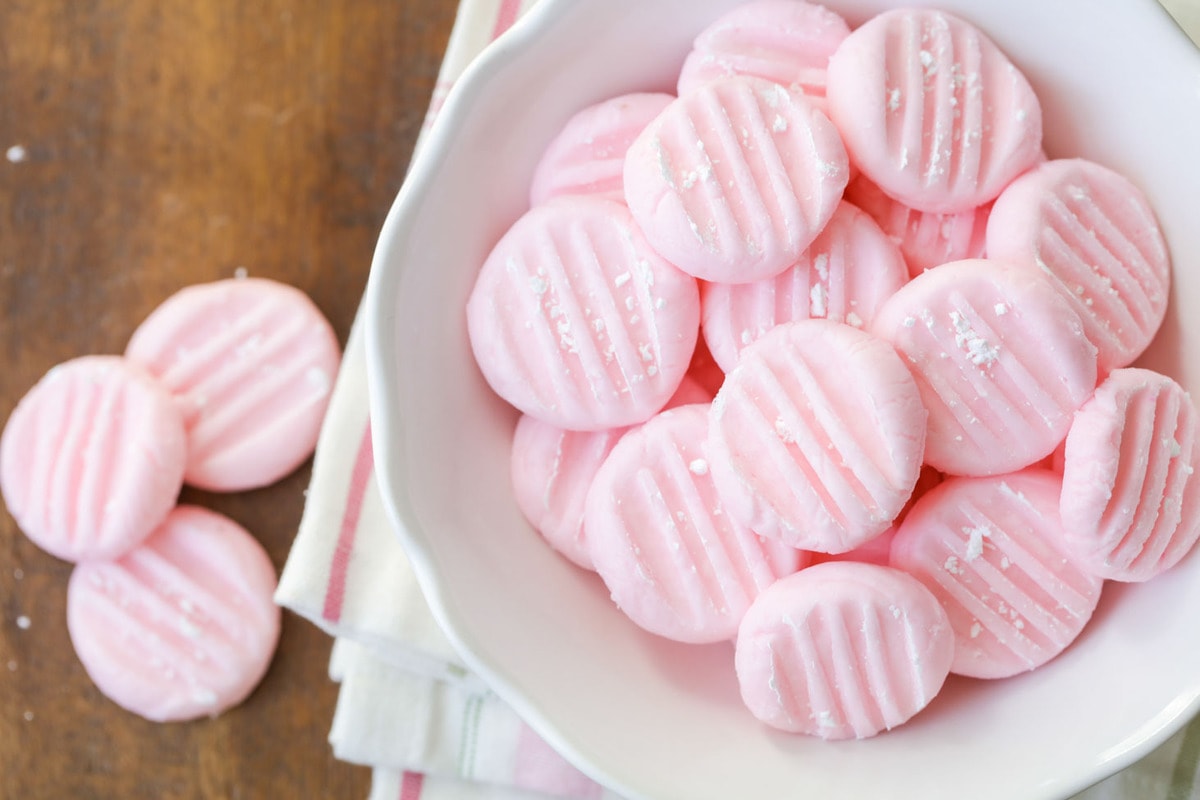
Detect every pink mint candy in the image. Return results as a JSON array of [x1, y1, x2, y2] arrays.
[[735, 561, 953, 739], [708, 319, 926, 554], [985, 158, 1170, 375], [890, 469, 1104, 679], [826, 8, 1043, 214], [529, 92, 675, 206], [510, 375, 711, 570], [0, 355, 186, 562], [844, 175, 991, 277], [624, 76, 849, 283], [67, 505, 281, 722], [871, 258, 1097, 477], [1060, 368, 1200, 582], [467, 196, 700, 431], [700, 201, 908, 372], [676, 0, 850, 111], [585, 403, 805, 644], [125, 277, 341, 492]]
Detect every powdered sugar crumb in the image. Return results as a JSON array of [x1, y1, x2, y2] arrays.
[[810, 283, 828, 317], [950, 310, 999, 366], [775, 416, 795, 443], [813, 253, 829, 281], [963, 524, 990, 561]]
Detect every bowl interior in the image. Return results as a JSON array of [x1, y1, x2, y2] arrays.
[[365, 2, 1200, 798]]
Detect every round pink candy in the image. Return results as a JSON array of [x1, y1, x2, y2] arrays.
[[0, 355, 186, 562], [1060, 368, 1200, 582], [125, 277, 341, 492], [890, 469, 1104, 679], [512, 418, 626, 570], [708, 319, 926, 554], [700, 201, 908, 372], [735, 560, 953, 739], [624, 76, 849, 283], [826, 8, 1043, 214], [67, 505, 280, 722], [467, 196, 700, 431], [676, 0, 850, 110], [511, 375, 711, 570], [871, 259, 1098, 477], [585, 403, 804, 644], [529, 92, 675, 206], [985, 158, 1170, 375], [844, 175, 991, 277]]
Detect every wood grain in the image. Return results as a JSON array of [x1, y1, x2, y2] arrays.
[[0, 1, 459, 796]]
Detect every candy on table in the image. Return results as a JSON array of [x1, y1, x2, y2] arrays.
[[826, 8, 1043, 214], [125, 276, 341, 492], [734, 560, 953, 739], [707, 319, 926, 554], [675, 0, 850, 112], [843, 174, 991, 277], [0, 355, 186, 562], [985, 158, 1170, 375], [66, 505, 280, 722], [510, 375, 712, 571], [467, 196, 700, 431], [585, 403, 806, 644], [1060, 368, 1200, 582], [623, 76, 849, 283], [871, 258, 1098, 477], [700, 200, 908, 372], [529, 92, 675, 207], [889, 469, 1104, 679]]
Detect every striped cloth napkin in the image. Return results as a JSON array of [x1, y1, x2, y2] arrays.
[[275, 1, 1200, 798]]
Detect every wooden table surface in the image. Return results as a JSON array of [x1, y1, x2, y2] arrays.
[[0, 2, 459, 797]]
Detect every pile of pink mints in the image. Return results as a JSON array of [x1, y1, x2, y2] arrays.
[[466, 1, 1196, 739], [0, 277, 340, 722]]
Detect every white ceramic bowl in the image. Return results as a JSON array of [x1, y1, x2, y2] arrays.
[[365, 2, 1200, 798]]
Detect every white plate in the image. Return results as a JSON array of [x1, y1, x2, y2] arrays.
[[365, 2, 1200, 798]]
